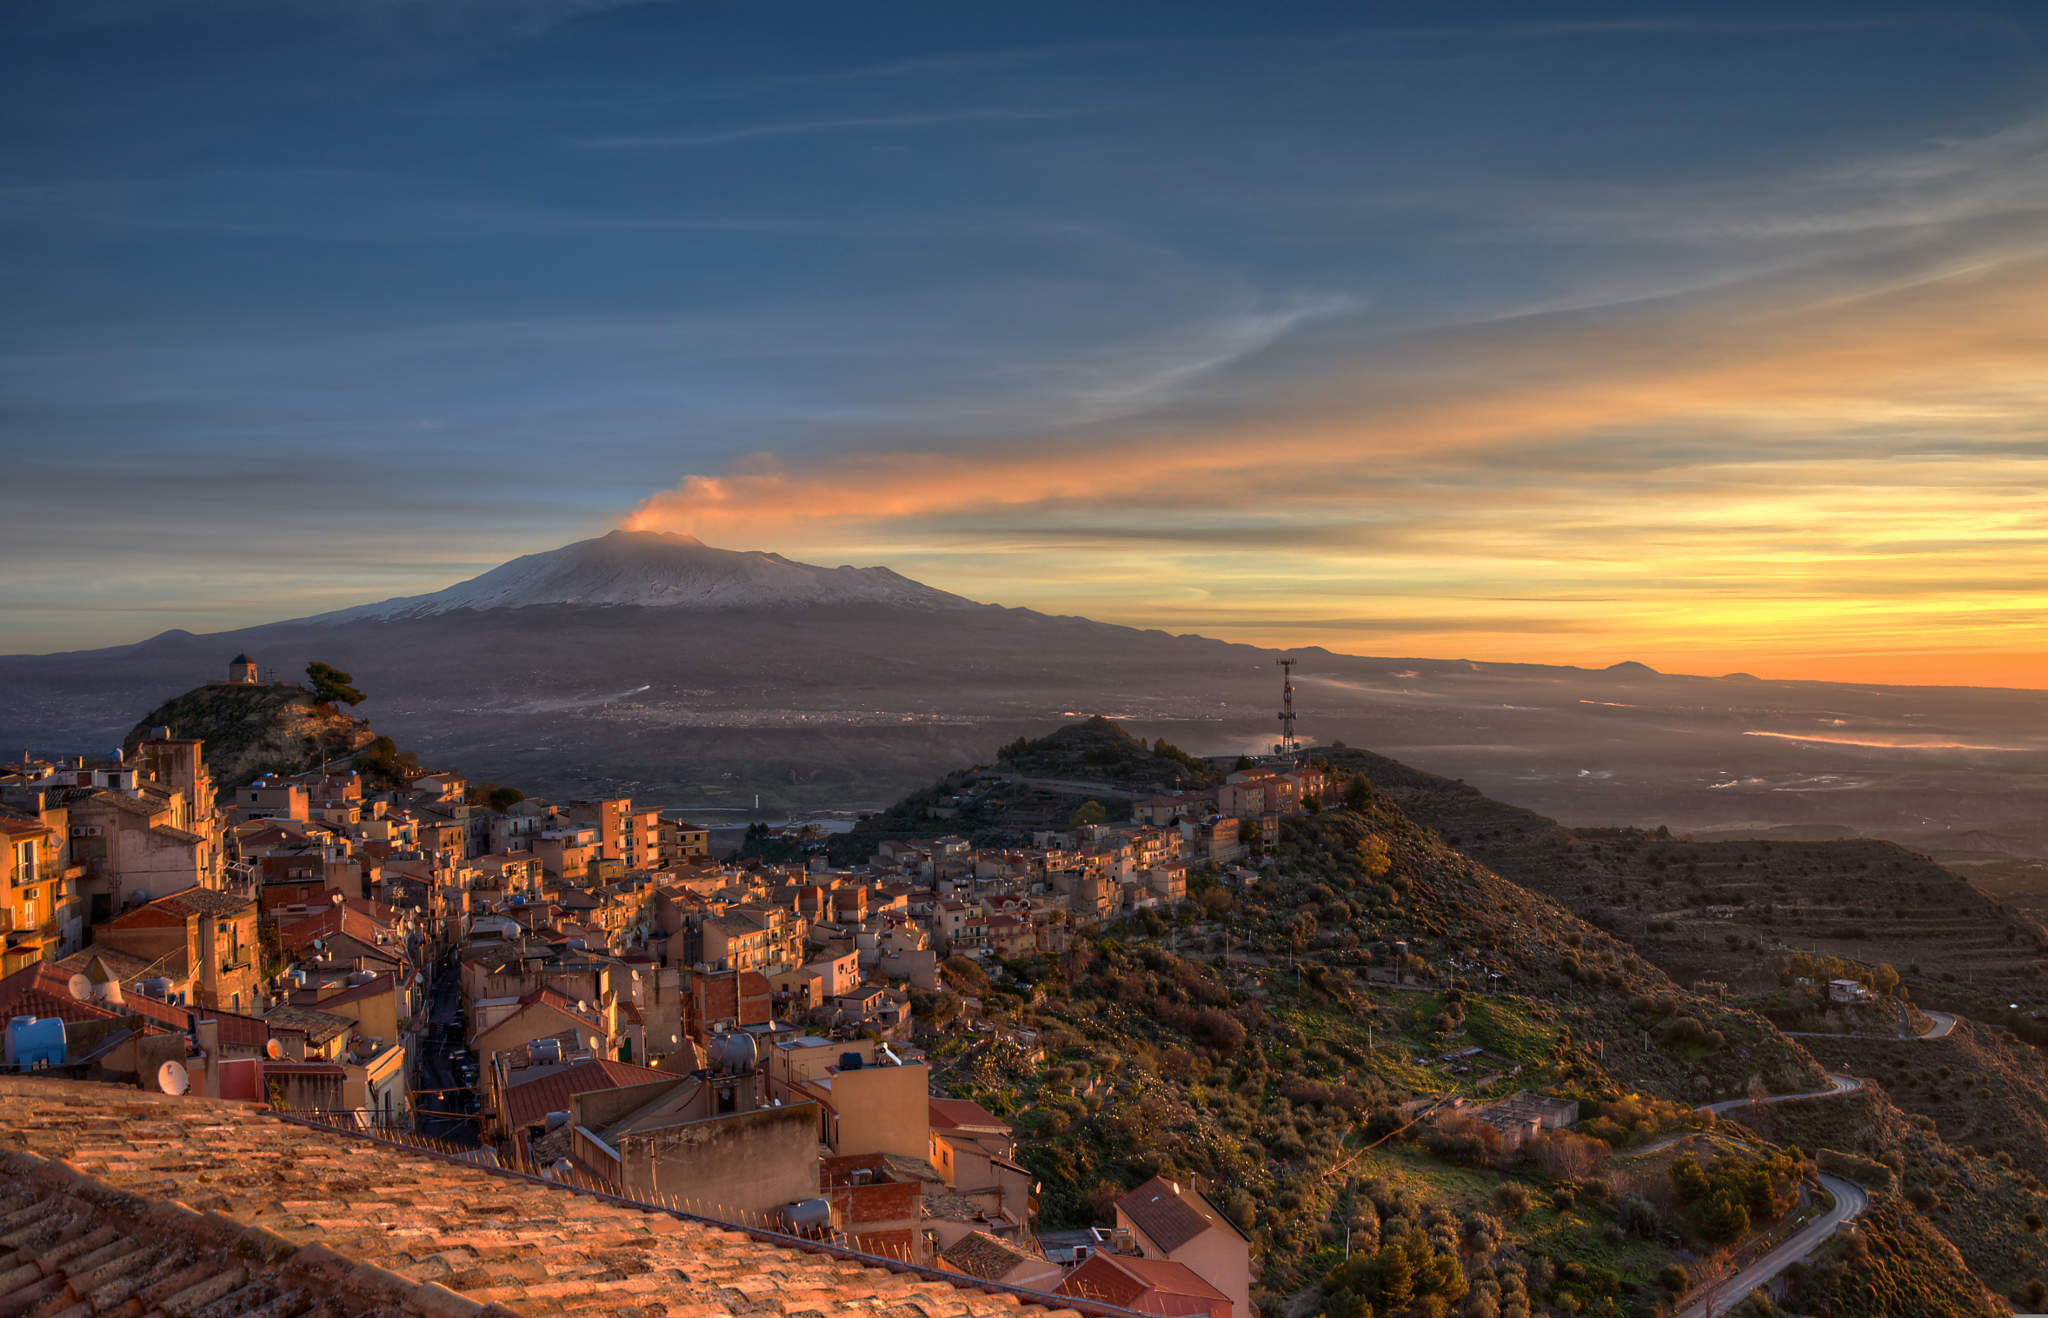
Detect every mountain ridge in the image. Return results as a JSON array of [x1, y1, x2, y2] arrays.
[[306, 529, 975, 621]]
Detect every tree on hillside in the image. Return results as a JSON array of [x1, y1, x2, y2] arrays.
[[306, 662, 364, 706], [1067, 800, 1107, 829]]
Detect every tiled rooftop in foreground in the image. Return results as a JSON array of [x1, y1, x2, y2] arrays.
[[0, 1077, 1093, 1318]]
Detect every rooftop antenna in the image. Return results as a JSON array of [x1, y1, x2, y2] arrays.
[[1274, 656, 1301, 761]]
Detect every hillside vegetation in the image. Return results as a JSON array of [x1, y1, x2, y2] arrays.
[[829, 717, 1217, 860], [1327, 748, 2048, 1036], [1730, 1082, 2041, 1309], [920, 741, 1849, 1315], [124, 680, 373, 785]]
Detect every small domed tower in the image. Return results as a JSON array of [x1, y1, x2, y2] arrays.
[[228, 653, 259, 685]]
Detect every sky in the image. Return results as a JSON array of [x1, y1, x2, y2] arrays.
[[4, 1, 2047, 687]]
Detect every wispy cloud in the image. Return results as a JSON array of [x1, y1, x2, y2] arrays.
[[579, 103, 1099, 149]]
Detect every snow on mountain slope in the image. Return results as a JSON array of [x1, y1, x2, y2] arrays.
[[317, 531, 975, 619]]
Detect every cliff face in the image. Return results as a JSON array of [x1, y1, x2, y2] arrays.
[[123, 682, 374, 785]]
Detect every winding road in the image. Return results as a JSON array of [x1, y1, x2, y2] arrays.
[[1675, 1172, 1870, 1318], [1665, 1072, 1870, 1316], [1674, 1009, 1969, 1309], [1782, 1009, 1956, 1043], [1697, 1071, 1862, 1118]]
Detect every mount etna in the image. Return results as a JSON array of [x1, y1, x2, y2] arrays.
[[5, 532, 2046, 870]]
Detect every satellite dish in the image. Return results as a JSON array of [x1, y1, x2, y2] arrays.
[[67, 973, 94, 1003], [157, 1060, 190, 1096], [264, 1038, 283, 1060]]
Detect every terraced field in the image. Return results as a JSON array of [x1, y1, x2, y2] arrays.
[[1329, 748, 2048, 1023]]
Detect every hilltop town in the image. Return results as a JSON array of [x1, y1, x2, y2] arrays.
[[0, 657, 2041, 1318]]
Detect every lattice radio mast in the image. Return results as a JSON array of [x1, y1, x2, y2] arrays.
[[1274, 656, 1301, 759]]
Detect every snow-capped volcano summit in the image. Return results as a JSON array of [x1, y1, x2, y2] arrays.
[[319, 530, 974, 620]]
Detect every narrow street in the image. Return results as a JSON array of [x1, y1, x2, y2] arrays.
[[413, 952, 481, 1147]]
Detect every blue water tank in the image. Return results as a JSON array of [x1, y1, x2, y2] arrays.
[[839, 1052, 863, 1071], [5, 1017, 66, 1072]]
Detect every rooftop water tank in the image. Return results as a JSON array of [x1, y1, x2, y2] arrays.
[[838, 1052, 863, 1071], [5, 1017, 66, 1072], [778, 1198, 832, 1236], [711, 1033, 757, 1076]]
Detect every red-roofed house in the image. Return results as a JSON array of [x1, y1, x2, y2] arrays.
[[497, 1056, 675, 1139], [1114, 1178, 1252, 1318], [1055, 1252, 1230, 1318]]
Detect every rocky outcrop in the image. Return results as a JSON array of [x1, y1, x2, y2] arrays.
[[123, 681, 373, 785]]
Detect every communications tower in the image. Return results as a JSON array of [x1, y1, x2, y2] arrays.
[[1274, 656, 1301, 760]]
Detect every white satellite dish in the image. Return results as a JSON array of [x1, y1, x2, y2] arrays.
[[157, 1060, 190, 1096], [67, 973, 94, 1003], [264, 1038, 283, 1060]]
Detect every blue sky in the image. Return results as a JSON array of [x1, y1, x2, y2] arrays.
[[5, 2, 2047, 684]]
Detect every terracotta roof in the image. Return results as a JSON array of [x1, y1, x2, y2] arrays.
[[941, 1230, 1041, 1281], [316, 972, 398, 1010], [55, 946, 157, 982], [91, 791, 166, 820], [191, 1005, 275, 1050], [1056, 1253, 1228, 1316], [0, 814, 52, 838], [930, 1098, 1012, 1133], [113, 991, 189, 1032], [0, 965, 127, 1028], [153, 886, 253, 918], [1, 1077, 1110, 1318], [1115, 1177, 1244, 1254], [262, 1005, 355, 1047], [501, 1058, 676, 1132], [0, 1148, 415, 1318]]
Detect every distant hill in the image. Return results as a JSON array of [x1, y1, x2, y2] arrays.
[[1320, 746, 2048, 1025], [817, 717, 1219, 859], [991, 716, 1222, 793], [123, 680, 373, 786]]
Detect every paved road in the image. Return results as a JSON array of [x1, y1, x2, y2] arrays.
[[412, 953, 480, 1147], [1672, 1074, 1866, 1314], [1698, 1072, 1861, 1118], [1676, 1173, 1869, 1318], [1782, 1009, 1957, 1042]]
